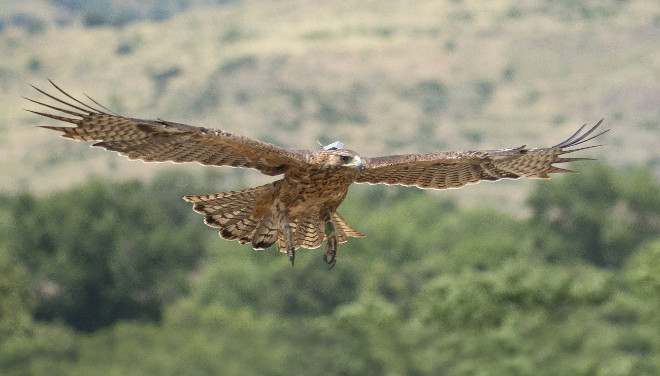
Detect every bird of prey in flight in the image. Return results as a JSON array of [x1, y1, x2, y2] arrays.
[[26, 81, 608, 267]]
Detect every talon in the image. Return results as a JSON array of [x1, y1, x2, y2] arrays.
[[279, 215, 295, 267], [323, 249, 336, 265], [324, 229, 338, 269], [323, 216, 339, 269]]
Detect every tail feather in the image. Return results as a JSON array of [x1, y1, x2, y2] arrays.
[[285, 212, 364, 252], [332, 212, 365, 242], [293, 216, 325, 249]]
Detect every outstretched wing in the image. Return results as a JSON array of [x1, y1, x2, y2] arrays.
[[25, 81, 307, 176], [355, 120, 608, 189]]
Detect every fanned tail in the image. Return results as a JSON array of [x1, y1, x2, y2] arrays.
[[184, 185, 364, 253]]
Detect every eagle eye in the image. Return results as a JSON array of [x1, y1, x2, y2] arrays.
[[339, 155, 351, 163]]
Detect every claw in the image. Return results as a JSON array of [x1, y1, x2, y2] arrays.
[[323, 249, 336, 265], [324, 229, 338, 269], [280, 217, 295, 267], [289, 247, 295, 266], [323, 250, 337, 269]]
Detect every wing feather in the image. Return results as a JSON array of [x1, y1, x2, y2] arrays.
[[355, 119, 608, 190], [26, 82, 307, 176]]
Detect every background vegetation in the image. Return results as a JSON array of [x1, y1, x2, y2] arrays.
[[1, 0, 659, 374], [1, 165, 659, 375]]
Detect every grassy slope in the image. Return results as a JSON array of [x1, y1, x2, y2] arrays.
[[2, 0, 659, 212]]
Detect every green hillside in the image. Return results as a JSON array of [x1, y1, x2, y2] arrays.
[[2, 0, 659, 210]]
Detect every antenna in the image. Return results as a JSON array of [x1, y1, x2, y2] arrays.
[[319, 141, 344, 151]]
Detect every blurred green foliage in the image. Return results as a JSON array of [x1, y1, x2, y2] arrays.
[[1, 171, 214, 332], [529, 164, 660, 267], [0, 164, 658, 375]]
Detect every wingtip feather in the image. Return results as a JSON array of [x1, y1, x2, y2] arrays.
[[27, 110, 79, 124], [552, 119, 609, 150]]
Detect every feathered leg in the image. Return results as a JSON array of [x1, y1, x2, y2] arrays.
[[323, 213, 339, 268], [277, 209, 295, 266]]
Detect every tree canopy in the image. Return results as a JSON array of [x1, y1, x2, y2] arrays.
[[1, 164, 658, 375]]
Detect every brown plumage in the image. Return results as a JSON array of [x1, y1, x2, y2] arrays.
[[26, 81, 608, 267]]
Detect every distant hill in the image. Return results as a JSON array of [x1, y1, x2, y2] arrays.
[[3, 0, 658, 211]]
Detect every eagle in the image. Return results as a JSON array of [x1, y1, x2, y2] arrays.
[[26, 81, 608, 267]]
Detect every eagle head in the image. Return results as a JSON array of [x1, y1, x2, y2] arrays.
[[318, 150, 362, 170]]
